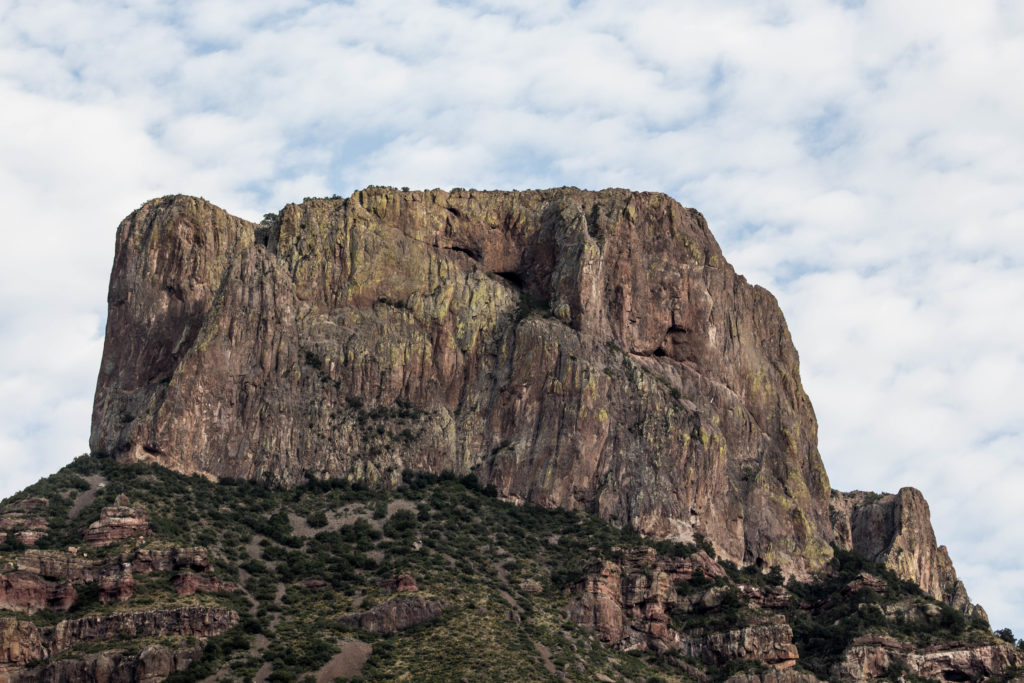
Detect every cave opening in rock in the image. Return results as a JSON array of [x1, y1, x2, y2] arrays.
[[495, 271, 525, 289]]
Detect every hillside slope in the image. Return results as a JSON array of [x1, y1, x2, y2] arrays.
[[1, 457, 1020, 681]]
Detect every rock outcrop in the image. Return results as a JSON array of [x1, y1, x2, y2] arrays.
[[0, 572, 76, 614], [0, 607, 238, 670], [81, 495, 151, 546], [90, 188, 834, 577], [831, 488, 982, 617], [170, 571, 238, 596], [341, 597, 443, 634], [0, 499, 49, 541], [382, 574, 418, 592], [97, 565, 134, 604], [832, 635, 1024, 681], [6, 643, 202, 683], [566, 547, 799, 668], [676, 617, 799, 669], [567, 547, 726, 650]]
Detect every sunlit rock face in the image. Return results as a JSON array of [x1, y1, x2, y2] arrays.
[[91, 187, 836, 576]]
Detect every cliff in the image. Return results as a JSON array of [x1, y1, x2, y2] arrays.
[[91, 187, 833, 577]]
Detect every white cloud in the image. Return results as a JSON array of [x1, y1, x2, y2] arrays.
[[1, 0, 1022, 636]]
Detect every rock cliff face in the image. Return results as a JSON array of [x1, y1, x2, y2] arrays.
[[0, 606, 237, 670], [833, 636, 1024, 681], [6, 643, 202, 683], [341, 597, 444, 634], [566, 547, 799, 668], [831, 488, 980, 617], [91, 188, 833, 576]]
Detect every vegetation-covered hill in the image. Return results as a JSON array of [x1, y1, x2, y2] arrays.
[[1, 455, 1021, 681]]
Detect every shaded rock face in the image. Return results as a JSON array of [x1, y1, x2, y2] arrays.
[[6, 644, 202, 683], [91, 188, 833, 576], [14, 547, 205, 585], [382, 574, 418, 592], [831, 488, 981, 617], [0, 573, 76, 614], [341, 597, 443, 633], [97, 566, 134, 604], [677, 618, 799, 669], [170, 571, 238, 596]]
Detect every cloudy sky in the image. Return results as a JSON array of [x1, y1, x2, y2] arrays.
[[1, 0, 1022, 634]]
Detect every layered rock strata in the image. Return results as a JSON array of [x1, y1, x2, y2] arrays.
[[0, 573, 75, 614], [5, 643, 202, 683], [0, 606, 237, 670], [81, 495, 151, 547], [90, 188, 834, 576], [832, 635, 1024, 681], [1, 547, 217, 616]]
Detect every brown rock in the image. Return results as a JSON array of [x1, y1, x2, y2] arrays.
[[15, 547, 208, 585], [0, 572, 76, 614], [7, 644, 203, 683], [566, 547, 778, 659], [0, 517, 48, 533], [171, 571, 238, 596], [0, 617, 46, 666], [382, 574, 418, 592], [678, 616, 799, 669], [1, 608, 231, 677], [724, 671, 820, 683], [90, 189, 834, 576], [48, 606, 239, 655], [341, 597, 443, 633], [97, 566, 134, 604], [82, 498, 151, 546], [16, 550, 106, 584], [833, 637, 1024, 681], [10, 533, 45, 548], [131, 547, 209, 574], [831, 488, 983, 615]]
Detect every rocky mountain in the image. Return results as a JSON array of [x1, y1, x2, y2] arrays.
[[1, 186, 1015, 681]]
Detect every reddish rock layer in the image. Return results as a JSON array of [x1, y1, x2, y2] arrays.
[[0, 573, 76, 615]]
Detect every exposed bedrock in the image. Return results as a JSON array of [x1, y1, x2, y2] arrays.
[[88, 187, 956, 589]]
